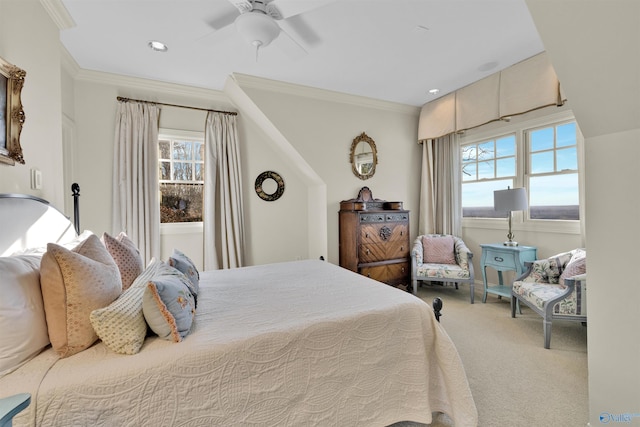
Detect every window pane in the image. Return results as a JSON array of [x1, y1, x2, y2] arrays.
[[557, 147, 577, 171], [531, 151, 554, 174], [496, 157, 515, 177], [478, 141, 495, 160], [462, 179, 513, 218], [173, 162, 192, 181], [557, 122, 576, 147], [530, 127, 554, 152], [173, 141, 192, 161], [159, 162, 170, 180], [529, 174, 579, 220], [159, 183, 203, 223], [495, 136, 515, 157], [477, 160, 495, 180], [195, 142, 203, 161], [462, 163, 477, 181], [159, 140, 171, 159], [195, 163, 203, 181], [461, 145, 477, 162]]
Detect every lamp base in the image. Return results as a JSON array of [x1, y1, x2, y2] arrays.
[[503, 240, 519, 247]]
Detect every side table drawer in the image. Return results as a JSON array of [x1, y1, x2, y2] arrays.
[[483, 250, 516, 270]]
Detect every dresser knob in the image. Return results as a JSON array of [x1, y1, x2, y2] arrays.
[[366, 249, 370, 254], [365, 233, 369, 238]]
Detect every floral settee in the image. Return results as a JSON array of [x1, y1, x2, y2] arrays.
[[511, 248, 586, 348], [411, 234, 475, 303]]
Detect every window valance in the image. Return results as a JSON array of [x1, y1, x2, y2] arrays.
[[418, 52, 566, 141]]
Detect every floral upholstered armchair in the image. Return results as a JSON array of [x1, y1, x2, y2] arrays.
[[411, 234, 475, 303], [511, 248, 586, 349]]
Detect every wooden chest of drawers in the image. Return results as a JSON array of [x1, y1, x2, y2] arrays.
[[339, 188, 410, 289]]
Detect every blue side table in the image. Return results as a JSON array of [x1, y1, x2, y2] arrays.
[[480, 243, 537, 303]]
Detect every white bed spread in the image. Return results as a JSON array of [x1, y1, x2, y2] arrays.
[[1, 260, 477, 426]]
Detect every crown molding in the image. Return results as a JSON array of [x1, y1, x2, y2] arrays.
[[40, 0, 75, 30], [231, 73, 420, 116], [72, 68, 228, 103]]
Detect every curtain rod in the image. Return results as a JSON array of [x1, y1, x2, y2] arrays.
[[116, 96, 237, 116]]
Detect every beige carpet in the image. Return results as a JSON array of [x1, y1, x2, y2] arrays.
[[393, 283, 588, 427]]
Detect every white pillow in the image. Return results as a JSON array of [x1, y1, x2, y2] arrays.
[[0, 255, 50, 378]]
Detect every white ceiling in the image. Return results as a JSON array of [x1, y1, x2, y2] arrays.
[[59, 0, 545, 107]]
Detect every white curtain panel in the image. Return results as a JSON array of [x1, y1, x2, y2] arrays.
[[204, 112, 245, 270], [112, 101, 161, 264], [418, 134, 462, 236]]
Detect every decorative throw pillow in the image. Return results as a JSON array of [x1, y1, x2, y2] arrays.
[[559, 250, 586, 287], [102, 232, 144, 291], [0, 255, 50, 378], [143, 273, 196, 343], [90, 258, 165, 355], [167, 249, 199, 300], [423, 235, 457, 264], [40, 234, 122, 358]]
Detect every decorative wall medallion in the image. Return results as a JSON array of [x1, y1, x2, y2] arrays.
[[255, 171, 285, 201]]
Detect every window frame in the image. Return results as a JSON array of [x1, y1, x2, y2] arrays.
[[158, 128, 205, 229], [459, 110, 584, 235]]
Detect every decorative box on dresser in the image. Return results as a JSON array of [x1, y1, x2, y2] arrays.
[[339, 187, 410, 290]]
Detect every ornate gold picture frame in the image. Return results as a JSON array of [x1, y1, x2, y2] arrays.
[[0, 56, 26, 165]]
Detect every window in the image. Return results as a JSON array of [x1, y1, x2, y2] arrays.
[[527, 122, 579, 220], [158, 130, 204, 223], [462, 135, 517, 218], [461, 116, 581, 222]]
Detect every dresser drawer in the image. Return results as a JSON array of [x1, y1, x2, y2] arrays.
[[360, 261, 409, 285], [483, 249, 516, 270], [360, 223, 408, 245], [359, 240, 409, 263]]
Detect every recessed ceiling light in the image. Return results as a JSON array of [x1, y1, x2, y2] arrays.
[[148, 41, 168, 52], [428, 88, 440, 95], [478, 61, 498, 72]]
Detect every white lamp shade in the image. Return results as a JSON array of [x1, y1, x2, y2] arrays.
[[494, 187, 528, 212], [235, 12, 280, 47]]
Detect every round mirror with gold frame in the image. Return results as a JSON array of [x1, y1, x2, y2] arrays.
[[349, 132, 377, 180]]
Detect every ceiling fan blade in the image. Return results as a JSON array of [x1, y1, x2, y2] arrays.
[[275, 24, 308, 60], [206, 8, 240, 31], [268, 0, 336, 20], [278, 14, 321, 47]]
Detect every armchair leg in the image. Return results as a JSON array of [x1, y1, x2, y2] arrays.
[[469, 283, 475, 304], [412, 279, 417, 295], [543, 318, 552, 349], [511, 296, 517, 318]]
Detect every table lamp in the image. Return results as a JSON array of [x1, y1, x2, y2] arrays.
[[494, 187, 528, 246]]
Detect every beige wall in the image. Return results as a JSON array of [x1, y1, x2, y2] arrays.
[[0, 0, 65, 208]]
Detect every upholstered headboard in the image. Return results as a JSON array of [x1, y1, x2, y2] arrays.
[[0, 194, 77, 256]]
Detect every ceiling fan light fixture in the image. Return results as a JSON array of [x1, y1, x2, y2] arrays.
[[235, 11, 280, 48]]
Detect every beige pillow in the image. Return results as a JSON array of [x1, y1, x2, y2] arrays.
[[90, 258, 165, 355], [102, 232, 144, 291], [40, 234, 122, 358], [423, 235, 457, 264]]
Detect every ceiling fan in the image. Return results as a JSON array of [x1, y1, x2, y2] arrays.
[[209, 0, 334, 58]]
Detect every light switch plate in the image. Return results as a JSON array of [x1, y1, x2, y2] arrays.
[[30, 168, 42, 190]]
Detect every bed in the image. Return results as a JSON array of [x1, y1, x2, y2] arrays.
[[0, 193, 477, 426]]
